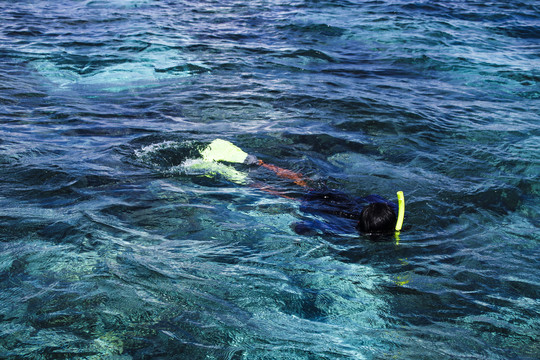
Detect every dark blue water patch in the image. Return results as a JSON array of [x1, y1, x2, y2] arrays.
[[42, 53, 130, 75], [154, 63, 211, 75], [495, 69, 540, 85], [491, 24, 540, 39], [1, 167, 91, 208], [281, 133, 365, 157], [277, 23, 347, 37], [59, 126, 151, 138], [516, 90, 540, 99], [278, 49, 335, 62], [4, 26, 46, 38]]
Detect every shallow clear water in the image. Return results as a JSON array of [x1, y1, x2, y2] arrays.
[[1, 0, 539, 358]]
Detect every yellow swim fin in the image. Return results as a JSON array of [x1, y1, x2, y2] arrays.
[[201, 139, 249, 164]]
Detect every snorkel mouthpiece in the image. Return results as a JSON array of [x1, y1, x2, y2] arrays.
[[395, 191, 405, 231]]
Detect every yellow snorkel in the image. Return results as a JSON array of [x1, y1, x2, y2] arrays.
[[395, 191, 405, 244], [395, 191, 405, 231]]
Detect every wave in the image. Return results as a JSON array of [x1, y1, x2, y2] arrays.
[[277, 49, 335, 62]]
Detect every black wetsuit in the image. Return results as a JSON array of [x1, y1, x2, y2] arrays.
[[294, 188, 398, 236]]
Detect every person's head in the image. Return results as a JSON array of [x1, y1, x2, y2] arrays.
[[356, 202, 396, 234]]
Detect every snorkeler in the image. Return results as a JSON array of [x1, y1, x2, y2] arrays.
[[183, 139, 405, 237]]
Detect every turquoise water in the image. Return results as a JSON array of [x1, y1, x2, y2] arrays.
[[1, 0, 538, 358]]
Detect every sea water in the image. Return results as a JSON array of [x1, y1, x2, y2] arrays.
[[0, 0, 538, 359]]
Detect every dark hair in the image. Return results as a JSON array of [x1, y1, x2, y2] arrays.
[[356, 202, 396, 234]]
